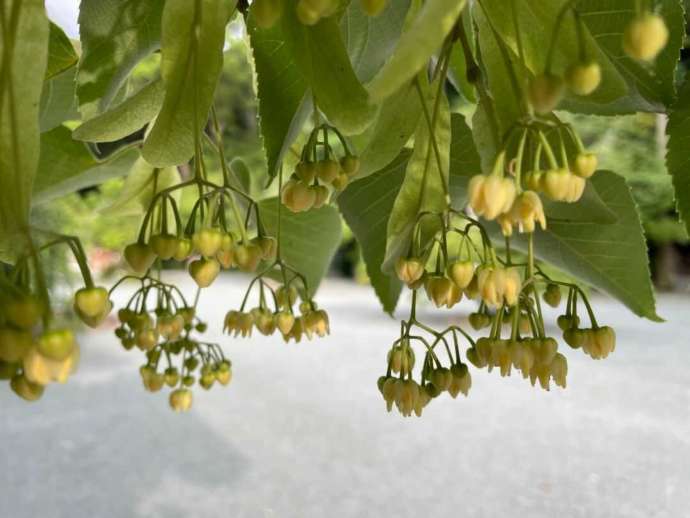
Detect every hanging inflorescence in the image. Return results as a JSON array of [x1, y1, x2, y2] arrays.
[[371, 0, 664, 417], [281, 123, 360, 213], [0, 233, 110, 402], [111, 108, 332, 411]]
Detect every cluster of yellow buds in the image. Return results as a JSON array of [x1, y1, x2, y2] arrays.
[[394, 210, 488, 312], [378, 360, 473, 417], [557, 286, 617, 360], [139, 352, 232, 413], [1, 234, 107, 402], [468, 337, 568, 390], [224, 276, 329, 344], [396, 255, 476, 310], [377, 324, 474, 417], [112, 126, 319, 408], [110, 276, 232, 411], [1, 323, 81, 402], [281, 124, 359, 213], [469, 121, 598, 238], [379, 180, 619, 416], [122, 170, 276, 292]]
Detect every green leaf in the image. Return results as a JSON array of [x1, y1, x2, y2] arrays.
[[142, 0, 233, 167], [228, 157, 252, 195], [503, 171, 659, 320], [100, 157, 181, 216], [666, 78, 690, 236], [472, 5, 523, 142], [281, 7, 375, 135], [73, 79, 164, 143], [447, 12, 477, 104], [448, 44, 476, 104], [339, 151, 412, 314], [0, 0, 49, 236], [40, 66, 80, 133], [45, 22, 78, 80], [341, 0, 411, 83], [356, 81, 422, 178], [366, 0, 467, 102], [543, 182, 618, 224], [246, 12, 310, 178], [258, 199, 343, 296], [383, 77, 451, 272], [448, 113, 482, 207], [77, 0, 165, 118], [32, 126, 139, 205]]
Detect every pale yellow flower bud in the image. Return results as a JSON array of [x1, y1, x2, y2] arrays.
[[510, 191, 546, 233]]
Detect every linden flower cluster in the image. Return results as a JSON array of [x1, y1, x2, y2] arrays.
[[379, 163, 618, 417], [558, 289, 617, 360], [281, 124, 360, 213], [111, 276, 232, 412], [122, 171, 276, 290], [0, 234, 110, 402], [378, 331, 473, 417], [224, 269, 329, 344], [468, 119, 597, 240], [394, 211, 523, 314], [252, 0, 388, 30]]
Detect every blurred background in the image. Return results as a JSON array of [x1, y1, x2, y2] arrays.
[[1, 2, 688, 518]]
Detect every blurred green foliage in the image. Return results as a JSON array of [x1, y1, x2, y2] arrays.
[[570, 113, 688, 245]]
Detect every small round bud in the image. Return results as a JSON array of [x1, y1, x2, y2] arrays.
[[543, 283, 562, 308], [188, 258, 221, 288], [169, 388, 193, 412], [0, 328, 32, 363], [124, 242, 156, 274], [10, 374, 44, 402], [295, 161, 317, 183], [623, 13, 669, 62], [572, 153, 598, 179], [275, 311, 295, 335], [234, 243, 263, 273], [282, 180, 316, 212], [150, 233, 178, 260], [4, 295, 43, 330], [311, 185, 330, 208], [565, 60, 601, 96], [447, 260, 474, 289], [527, 74, 565, 115], [192, 228, 223, 258], [340, 155, 360, 176], [316, 160, 340, 184], [331, 173, 349, 191], [74, 286, 110, 319], [173, 237, 193, 262], [36, 329, 76, 361], [395, 257, 425, 286]]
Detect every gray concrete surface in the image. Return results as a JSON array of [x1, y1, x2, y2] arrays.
[[1, 273, 689, 518]]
